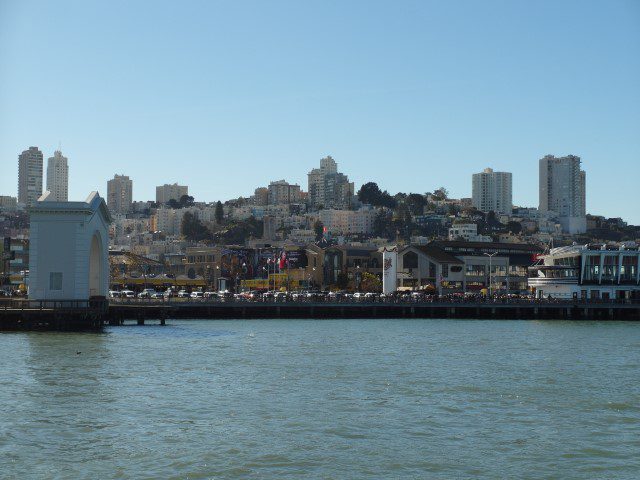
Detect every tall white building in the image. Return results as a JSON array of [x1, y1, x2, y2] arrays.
[[46, 150, 69, 201], [539, 155, 586, 234], [18, 146, 43, 206], [107, 174, 133, 215], [472, 168, 512, 215], [307, 156, 354, 209], [156, 183, 188, 204]]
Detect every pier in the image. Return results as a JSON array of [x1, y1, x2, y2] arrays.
[[105, 299, 640, 324], [0, 299, 107, 331], [2, 298, 639, 330]]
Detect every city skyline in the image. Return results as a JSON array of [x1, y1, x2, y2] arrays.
[[1, 1, 639, 222]]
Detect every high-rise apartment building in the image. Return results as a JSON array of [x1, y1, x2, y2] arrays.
[[18, 147, 44, 206], [46, 150, 69, 201], [539, 154, 586, 234], [268, 180, 301, 205], [307, 156, 354, 209], [472, 168, 512, 215], [107, 174, 133, 214], [156, 183, 188, 205]]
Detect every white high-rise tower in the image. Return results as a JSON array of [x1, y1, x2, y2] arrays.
[[46, 150, 69, 201], [472, 168, 512, 215], [539, 154, 586, 234], [18, 146, 43, 206]]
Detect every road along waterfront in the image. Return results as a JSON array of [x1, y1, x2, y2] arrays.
[[1, 319, 639, 479]]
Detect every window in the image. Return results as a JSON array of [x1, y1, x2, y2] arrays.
[[403, 251, 418, 269], [49, 272, 63, 290], [442, 264, 449, 278]]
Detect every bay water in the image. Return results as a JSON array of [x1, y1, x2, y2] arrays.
[[1, 319, 639, 479]]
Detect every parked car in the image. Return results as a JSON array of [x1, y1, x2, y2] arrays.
[[177, 290, 190, 298], [121, 290, 136, 298], [150, 292, 164, 299], [203, 291, 218, 299], [138, 289, 157, 299], [190, 291, 204, 299]]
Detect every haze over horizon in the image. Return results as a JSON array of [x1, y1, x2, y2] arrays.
[[1, 0, 639, 222]]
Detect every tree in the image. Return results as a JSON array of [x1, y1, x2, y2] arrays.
[[179, 195, 195, 208], [506, 221, 522, 235], [166, 199, 180, 209], [215, 201, 224, 224], [358, 182, 383, 205], [406, 193, 427, 216], [431, 187, 449, 201], [336, 272, 349, 290], [313, 220, 324, 241], [360, 272, 382, 292], [357, 182, 396, 208], [181, 212, 211, 242]]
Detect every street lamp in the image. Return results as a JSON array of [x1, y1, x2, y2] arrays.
[[484, 252, 497, 297]]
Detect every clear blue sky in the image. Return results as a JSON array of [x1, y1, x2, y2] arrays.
[[1, 0, 639, 223]]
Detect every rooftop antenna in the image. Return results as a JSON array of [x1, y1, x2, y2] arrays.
[[58, 140, 62, 152]]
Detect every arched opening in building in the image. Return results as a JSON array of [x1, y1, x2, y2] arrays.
[[89, 232, 103, 297]]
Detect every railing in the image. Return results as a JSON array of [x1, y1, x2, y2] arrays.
[[0, 298, 108, 311], [107, 296, 640, 307]]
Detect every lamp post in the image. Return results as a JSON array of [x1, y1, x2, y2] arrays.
[[484, 252, 497, 297]]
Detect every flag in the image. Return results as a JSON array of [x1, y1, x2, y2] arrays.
[[279, 251, 287, 270]]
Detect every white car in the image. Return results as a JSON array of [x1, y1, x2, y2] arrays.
[[177, 290, 190, 298], [190, 291, 204, 299], [108, 290, 121, 298], [121, 290, 135, 298], [138, 289, 157, 298]]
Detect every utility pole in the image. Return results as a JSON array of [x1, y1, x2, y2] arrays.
[[484, 252, 497, 297]]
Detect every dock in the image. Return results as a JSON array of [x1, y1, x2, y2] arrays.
[[2, 299, 639, 330]]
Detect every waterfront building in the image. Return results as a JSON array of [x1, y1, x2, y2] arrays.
[[107, 174, 133, 215], [396, 245, 464, 294], [431, 240, 543, 293], [539, 155, 586, 234], [156, 183, 188, 205], [528, 243, 640, 300], [18, 146, 44, 206], [1, 237, 29, 288], [307, 156, 354, 209], [28, 192, 111, 300], [321, 245, 382, 287], [46, 150, 69, 202], [472, 168, 512, 215]]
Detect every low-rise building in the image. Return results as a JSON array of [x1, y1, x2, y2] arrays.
[[396, 245, 464, 293], [319, 207, 376, 236], [448, 223, 491, 242], [0, 196, 18, 212]]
